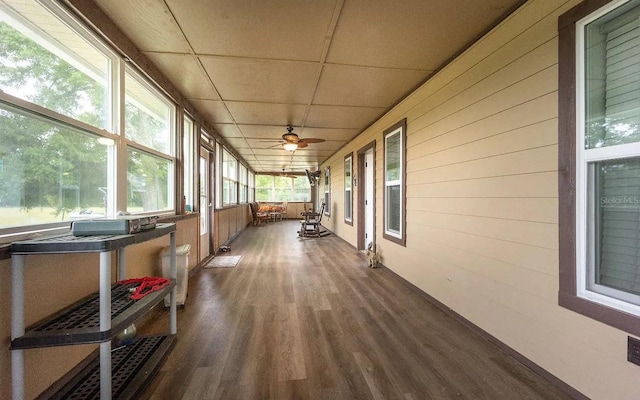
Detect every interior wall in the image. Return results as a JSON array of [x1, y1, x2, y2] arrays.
[[214, 204, 251, 252], [0, 217, 198, 399], [320, 1, 639, 399]]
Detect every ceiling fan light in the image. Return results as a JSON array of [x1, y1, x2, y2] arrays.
[[283, 142, 298, 151], [282, 133, 299, 142]]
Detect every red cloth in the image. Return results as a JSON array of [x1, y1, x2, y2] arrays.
[[119, 276, 170, 300]]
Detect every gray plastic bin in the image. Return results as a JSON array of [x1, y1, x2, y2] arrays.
[[161, 243, 191, 307]]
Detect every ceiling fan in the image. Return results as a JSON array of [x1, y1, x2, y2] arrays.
[[276, 125, 325, 151], [280, 168, 297, 179]]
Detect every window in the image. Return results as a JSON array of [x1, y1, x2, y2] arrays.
[[383, 119, 406, 245], [0, 0, 182, 240], [125, 68, 174, 213], [345, 153, 353, 225], [0, 104, 109, 230], [255, 174, 272, 201], [324, 166, 330, 215], [239, 164, 248, 203], [222, 148, 237, 206], [559, 0, 640, 335], [183, 115, 194, 211], [293, 176, 310, 202], [255, 175, 310, 202], [214, 138, 222, 208], [0, 3, 111, 130], [0, 1, 116, 234], [248, 171, 255, 202]]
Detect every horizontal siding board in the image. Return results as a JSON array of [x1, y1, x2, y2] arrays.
[[408, 197, 557, 224], [407, 209, 557, 250], [408, 145, 557, 185], [409, 66, 558, 149], [404, 221, 558, 277], [408, 93, 557, 160], [408, 171, 557, 199], [408, 118, 557, 174]]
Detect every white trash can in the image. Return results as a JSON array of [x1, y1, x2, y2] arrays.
[[161, 244, 191, 307]]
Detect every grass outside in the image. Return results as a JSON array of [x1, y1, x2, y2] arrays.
[[0, 207, 105, 229]]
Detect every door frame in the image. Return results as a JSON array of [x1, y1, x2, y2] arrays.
[[199, 142, 215, 262], [357, 140, 376, 251]]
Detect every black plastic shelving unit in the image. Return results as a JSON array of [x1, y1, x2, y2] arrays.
[[9, 223, 178, 400], [11, 280, 175, 349]]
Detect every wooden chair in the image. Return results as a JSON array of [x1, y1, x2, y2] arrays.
[[268, 203, 282, 222], [250, 202, 270, 225], [298, 202, 326, 237]]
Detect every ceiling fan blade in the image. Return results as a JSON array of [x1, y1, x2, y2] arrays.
[[295, 141, 309, 148], [299, 138, 325, 144]]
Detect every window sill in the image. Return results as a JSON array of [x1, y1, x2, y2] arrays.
[[559, 291, 640, 337], [383, 232, 406, 247]]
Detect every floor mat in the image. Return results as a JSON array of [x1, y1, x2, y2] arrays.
[[204, 255, 242, 268]]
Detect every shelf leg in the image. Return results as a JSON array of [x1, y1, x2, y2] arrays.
[[118, 247, 126, 281], [170, 231, 177, 335], [99, 251, 112, 400], [11, 254, 25, 400]]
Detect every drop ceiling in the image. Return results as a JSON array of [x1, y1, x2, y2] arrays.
[[91, 0, 522, 174]]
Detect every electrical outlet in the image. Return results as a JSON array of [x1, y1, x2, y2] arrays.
[[627, 336, 640, 367]]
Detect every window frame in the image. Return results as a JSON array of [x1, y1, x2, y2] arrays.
[[383, 118, 407, 246], [324, 166, 331, 216], [221, 147, 238, 207], [0, 0, 122, 239], [239, 163, 248, 203], [248, 171, 255, 202], [254, 174, 310, 203], [124, 65, 176, 215], [558, 0, 640, 336], [344, 152, 353, 225], [183, 114, 195, 212]]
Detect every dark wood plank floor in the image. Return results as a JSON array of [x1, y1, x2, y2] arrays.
[[139, 220, 572, 400]]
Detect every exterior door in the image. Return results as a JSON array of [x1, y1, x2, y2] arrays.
[[199, 148, 212, 261], [358, 141, 375, 250]]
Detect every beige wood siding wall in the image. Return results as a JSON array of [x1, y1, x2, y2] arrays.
[[320, 1, 639, 399]]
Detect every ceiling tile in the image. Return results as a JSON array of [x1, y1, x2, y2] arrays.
[[224, 137, 250, 149], [200, 57, 319, 103], [190, 100, 234, 124], [238, 125, 292, 140], [144, 52, 220, 100], [251, 148, 294, 157], [326, 0, 520, 70], [314, 64, 427, 108], [213, 124, 242, 138], [225, 102, 307, 126], [165, 0, 337, 61], [298, 141, 346, 152], [305, 105, 385, 129], [246, 138, 285, 150], [299, 127, 361, 142], [93, 0, 191, 53]]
